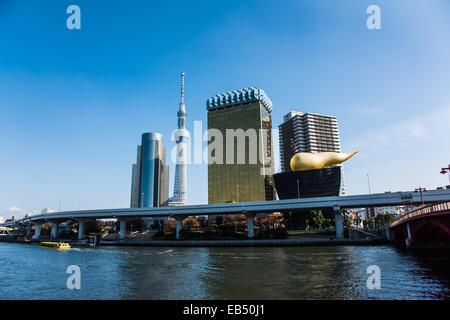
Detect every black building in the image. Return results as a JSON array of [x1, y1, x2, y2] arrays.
[[273, 167, 341, 199]]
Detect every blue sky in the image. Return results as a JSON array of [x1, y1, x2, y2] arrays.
[[1, 0, 449, 218]]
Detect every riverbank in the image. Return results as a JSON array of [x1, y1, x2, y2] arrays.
[[101, 238, 391, 247], [0, 236, 391, 247]]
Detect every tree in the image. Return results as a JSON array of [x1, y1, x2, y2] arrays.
[[344, 216, 352, 229], [183, 217, 201, 230], [323, 218, 333, 229], [363, 219, 368, 229], [367, 217, 375, 229], [307, 210, 325, 229], [353, 213, 362, 227], [384, 213, 395, 225], [374, 213, 384, 229]]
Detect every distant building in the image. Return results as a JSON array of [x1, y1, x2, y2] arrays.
[[206, 87, 276, 204], [167, 201, 185, 207], [278, 111, 346, 194], [130, 132, 169, 208], [374, 206, 397, 216], [365, 207, 375, 219], [159, 146, 170, 207], [5, 216, 16, 223], [41, 208, 55, 214], [130, 145, 142, 208], [0, 216, 4, 224], [375, 206, 410, 218]]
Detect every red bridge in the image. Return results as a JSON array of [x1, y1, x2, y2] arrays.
[[390, 201, 450, 247]]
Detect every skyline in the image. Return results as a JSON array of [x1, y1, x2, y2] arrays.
[[1, 0, 450, 218]]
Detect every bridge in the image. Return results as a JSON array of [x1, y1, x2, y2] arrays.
[[3, 188, 450, 241], [390, 201, 450, 247]]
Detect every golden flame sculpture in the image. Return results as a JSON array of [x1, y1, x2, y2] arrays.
[[290, 151, 358, 172]]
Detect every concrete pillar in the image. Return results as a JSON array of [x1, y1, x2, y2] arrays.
[[247, 214, 255, 238], [26, 224, 32, 237], [176, 217, 183, 240], [384, 223, 392, 241], [33, 224, 41, 240], [78, 221, 85, 240], [348, 228, 355, 240], [119, 220, 127, 240], [334, 207, 344, 240], [51, 222, 59, 240], [405, 223, 412, 247]]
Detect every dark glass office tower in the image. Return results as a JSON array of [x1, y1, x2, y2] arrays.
[[206, 87, 276, 204]]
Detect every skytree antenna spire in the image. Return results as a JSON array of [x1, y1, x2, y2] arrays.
[[172, 72, 188, 205], [181, 72, 184, 105]]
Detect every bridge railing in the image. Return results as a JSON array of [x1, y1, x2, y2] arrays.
[[390, 201, 450, 228]]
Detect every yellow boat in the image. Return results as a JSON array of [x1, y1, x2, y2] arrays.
[[40, 242, 71, 249]]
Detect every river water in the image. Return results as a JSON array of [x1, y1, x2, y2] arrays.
[[0, 242, 449, 300]]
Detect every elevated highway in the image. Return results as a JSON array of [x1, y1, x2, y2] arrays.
[[3, 188, 450, 241]]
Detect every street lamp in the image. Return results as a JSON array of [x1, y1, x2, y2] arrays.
[[440, 165, 450, 183], [414, 187, 427, 206]]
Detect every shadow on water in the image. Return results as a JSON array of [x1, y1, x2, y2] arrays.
[[116, 246, 450, 300], [117, 247, 212, 299], [394, 247, 450, 295]]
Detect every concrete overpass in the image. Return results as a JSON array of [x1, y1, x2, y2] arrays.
[[4, 188, 450, 241]]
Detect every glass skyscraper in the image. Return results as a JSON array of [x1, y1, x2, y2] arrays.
[[130, 132, 169, 208], [206, 87, 276, 204], [140, 132, 162, 207]]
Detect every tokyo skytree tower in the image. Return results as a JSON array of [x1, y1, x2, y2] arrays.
[[172, 72, 188, 204]]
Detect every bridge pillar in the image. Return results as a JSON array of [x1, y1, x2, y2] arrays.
[[33, 224, 42, 240], [384, 224, 392, 241], [176, 217, 183, 240], [119, 219, 127, 240], [26, 223, 32, 237], [78, 221, 85, 240], [51, 222, 59, 240], [246, 213, 255, 238], [405, 223, 412, 247], [334, 206, 344, 240]]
